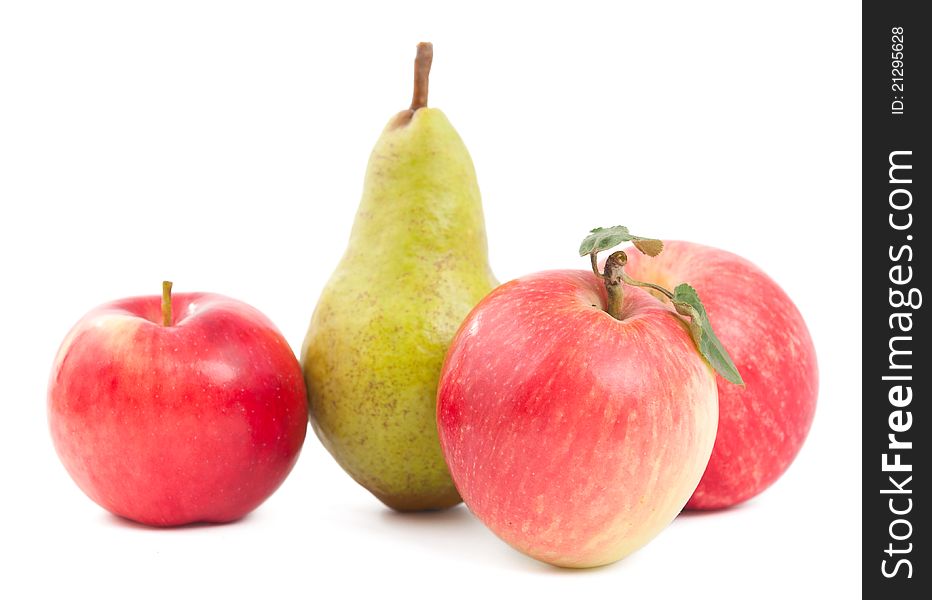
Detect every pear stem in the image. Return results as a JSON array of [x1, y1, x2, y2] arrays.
[[410, 42, 433, 111], [161, 281, 173, 327]]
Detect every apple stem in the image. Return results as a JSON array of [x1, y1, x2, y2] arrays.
[[592, 251, 676, 320], [601, 252, 627, 319], [162, 281, 173, 327], [410, 42, 433, 111]]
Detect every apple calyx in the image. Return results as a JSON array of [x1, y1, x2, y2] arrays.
[[580, 226, 744, 386], [161, 280, 173, 327]]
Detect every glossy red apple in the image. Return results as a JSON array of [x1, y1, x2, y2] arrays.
[[437, 270, 718, 567], [48, 284, 308, 526], [625, 241, 817, 509]]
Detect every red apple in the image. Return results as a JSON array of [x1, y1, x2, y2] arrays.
[[48, 285, 308, 526], [624, 241, 817, 509], [436, 270, 718, 567]]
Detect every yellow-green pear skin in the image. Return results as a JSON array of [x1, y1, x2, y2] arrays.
[[301, 46, 497, 511]]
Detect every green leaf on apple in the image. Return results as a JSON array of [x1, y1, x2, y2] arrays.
[[672, 284, 744, 386], [578, 226, 664, 257]]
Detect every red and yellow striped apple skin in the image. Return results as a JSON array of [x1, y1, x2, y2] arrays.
[[48, 293, 308, 526], [437, 270, 718, 568], [626, 241, 818, 510]]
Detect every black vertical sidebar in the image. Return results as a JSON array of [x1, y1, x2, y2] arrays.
[[863, 0, 928, 595]]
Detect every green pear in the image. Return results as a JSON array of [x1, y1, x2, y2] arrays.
[[301, 43, 497, 511]]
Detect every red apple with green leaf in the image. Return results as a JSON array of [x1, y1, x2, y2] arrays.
[[437, 227, 743, 568], [624, 241, 817, 509], [48, 282, 308, 526]]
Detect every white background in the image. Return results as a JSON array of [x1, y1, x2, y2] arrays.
[[0, 1, 861, 598]]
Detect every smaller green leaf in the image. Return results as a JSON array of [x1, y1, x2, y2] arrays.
[[672, 283, 744, 386], [579, 226, 663, 257]]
